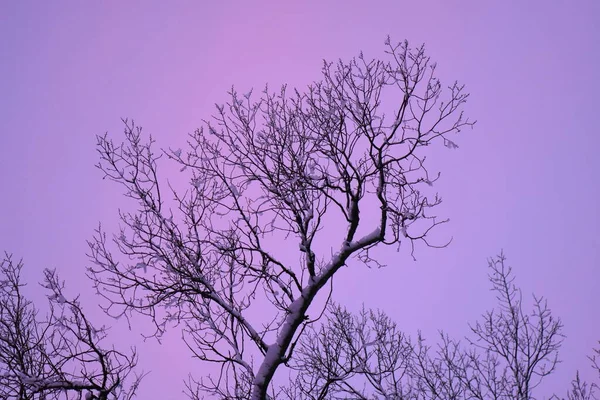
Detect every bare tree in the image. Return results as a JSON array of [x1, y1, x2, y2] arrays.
[[87, 36, 474, 399], [283, 303, 416, 399], [460, 253, 564, 399], [4, 34, 598, 400], [0, 253, 143, 400], [281, 253, 566, 399], [555, 343, 600, 400], [559, 372, 597, 400]]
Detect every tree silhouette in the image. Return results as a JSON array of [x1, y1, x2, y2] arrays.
[[87, 36, 474, 399], [4, 36, 597, 400], [4, 250, 598, 399], [284, 253, 568, 399], [0, 253, 143, 400]]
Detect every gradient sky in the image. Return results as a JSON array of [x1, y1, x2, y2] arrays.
[[1, 1, 599, 398]]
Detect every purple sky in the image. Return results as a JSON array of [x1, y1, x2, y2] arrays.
[[1, 1, 599, 398]]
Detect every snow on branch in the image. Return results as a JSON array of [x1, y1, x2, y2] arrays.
[[88, 37, 474, 399]]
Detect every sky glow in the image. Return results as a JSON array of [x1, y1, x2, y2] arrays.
[[1, 2, 599, 398]]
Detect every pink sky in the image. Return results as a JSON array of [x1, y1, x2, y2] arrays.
[[1, 1, 599, 398]]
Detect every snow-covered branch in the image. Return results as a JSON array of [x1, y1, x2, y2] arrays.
[[88, 37, 474, 399]]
